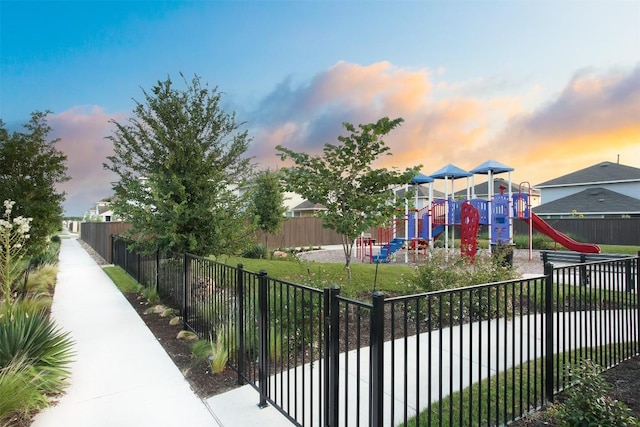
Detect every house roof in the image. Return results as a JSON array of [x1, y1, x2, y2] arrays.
[[292, 200, 326, 211], [454, 178, 540, 197], [535, 162, 640, 188], [532, 187, 640, 215]]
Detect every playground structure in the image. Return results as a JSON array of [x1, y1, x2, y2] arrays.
[[358, 160, 601, 264]]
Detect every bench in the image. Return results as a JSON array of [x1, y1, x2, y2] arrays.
[[539, 250, 633, 265]]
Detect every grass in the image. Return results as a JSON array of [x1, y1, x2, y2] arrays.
[[215, 254, 416, 299], [598, 244, 640, 255], [103, 266, 143, 293], [404, 345, 639, 427], [215, 241, 639, 299]]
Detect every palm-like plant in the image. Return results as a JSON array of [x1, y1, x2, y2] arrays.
[[0, 302, 74, 394]]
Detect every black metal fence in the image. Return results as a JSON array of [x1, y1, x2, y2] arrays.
[[110, 236, 639, 427]]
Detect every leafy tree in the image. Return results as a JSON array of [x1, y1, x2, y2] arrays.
[[0, 112, 69, 254], [250, 169, 286, 253], [105, 75, 255, 256], [276, 117, 421, 272]]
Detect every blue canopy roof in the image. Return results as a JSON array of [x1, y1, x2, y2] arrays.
[[430, 164, 471, 179], [409, 172, 433, 184], [469, 160, 514, 175]]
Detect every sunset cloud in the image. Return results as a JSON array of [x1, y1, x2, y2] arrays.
[[48, 62, 639, 215], [248, 62, 639, 191], [247, 61, 523, 174]]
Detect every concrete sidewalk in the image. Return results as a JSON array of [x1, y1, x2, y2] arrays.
[[30, 237, 222, 427]]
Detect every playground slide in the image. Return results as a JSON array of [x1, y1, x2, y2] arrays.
[[432, 224, 445, 240], [528, 213, 601, 253]]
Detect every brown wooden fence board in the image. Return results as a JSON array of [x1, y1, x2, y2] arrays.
[[79, 222, 132, 262]]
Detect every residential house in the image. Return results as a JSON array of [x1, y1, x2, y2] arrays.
[[84, 198, 118, 222], [533, 161, 640, 218], [453, 177, 541, 207]]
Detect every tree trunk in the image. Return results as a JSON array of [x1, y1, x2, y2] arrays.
[[342, 236, 353, 282]]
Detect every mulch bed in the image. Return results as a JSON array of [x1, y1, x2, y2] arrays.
[[121, 290, 240, 398]]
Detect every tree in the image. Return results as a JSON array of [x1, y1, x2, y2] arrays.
[[0, 112, 69, 254], [250, 169, 286, 253], [276, 117, 421, 273], [105, 75, 255, 257]]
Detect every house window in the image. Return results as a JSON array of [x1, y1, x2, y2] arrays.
[[105, 216, 111, 222]]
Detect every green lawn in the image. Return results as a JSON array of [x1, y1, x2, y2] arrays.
[[103, 266, 142, 293], [216, 242, 638, 299], [215, 255, 417, 299]]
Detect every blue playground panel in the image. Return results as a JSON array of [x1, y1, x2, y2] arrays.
[[371, 237, 405, 263], [491, 194, 510, 244]]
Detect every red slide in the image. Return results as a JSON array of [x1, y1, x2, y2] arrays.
[[527, 213, 601, 253]]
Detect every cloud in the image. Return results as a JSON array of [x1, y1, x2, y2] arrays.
[[248, 61, 640, 191], [49, 106, 125, 215], [48, 62, 640, 215], [493, 65, 640, 184], [247, 61, 521, 175]]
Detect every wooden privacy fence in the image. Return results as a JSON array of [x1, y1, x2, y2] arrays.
[[80, 217, 639, 263], [79, 221, 131, 262], [254, 217, 344, 248], [514, 218, 640, 246]]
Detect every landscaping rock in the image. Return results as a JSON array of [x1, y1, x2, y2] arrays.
[[176, 330, 198, 341]]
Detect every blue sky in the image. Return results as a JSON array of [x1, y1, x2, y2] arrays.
[[1, 0, 639, 215]]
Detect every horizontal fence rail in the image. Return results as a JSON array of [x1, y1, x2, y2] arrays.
[[107, 235, 639, 427]]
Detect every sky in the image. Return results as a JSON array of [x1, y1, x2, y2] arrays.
[[1, 0, 639, 216]]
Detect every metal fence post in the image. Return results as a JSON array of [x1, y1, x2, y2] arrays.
[[371, 291, 385, 427], [544, 262, 555, 403], [183, 253, 191, 331], [324, 285, 340, 427], [237, 264, 245, 386], [155, 250, 160, 293], [579, 253, 588, 286], [637, 252, 640, 355], [258, 270, 269, 408]]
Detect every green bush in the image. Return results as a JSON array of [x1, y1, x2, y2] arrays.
[[0, 358, 48, 424], [552, 359, 639, 427], [140, 286, 160, 305], [513, 234, 556, 250], [191, 331, 229, 373], [412, 251, 517, 293], [50, 235, 61, 244], [0, 301, 74, 420], [241, 244, 267, 259]]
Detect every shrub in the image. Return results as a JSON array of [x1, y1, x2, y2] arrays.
[[241, 244, 267, 259], [0, 302, 74, 396], [140, 286, 160, 305], [25, 265, 58, 296], [412, 251, 517, 293], [0, 358, 48, 424], [191, 331, 229, 373], [552, 359, 639, 427], [50, 235, 61, 244]]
